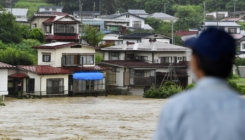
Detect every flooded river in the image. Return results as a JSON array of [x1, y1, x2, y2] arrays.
[[0, 96, 167, 140]]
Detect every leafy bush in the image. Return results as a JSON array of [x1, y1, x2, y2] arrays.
[[227, 80, 245, 95], [144, 82, 183, 98], [0, 97, 5, 106], [186, 84, 195, 90], [232, 74, 240, 79]]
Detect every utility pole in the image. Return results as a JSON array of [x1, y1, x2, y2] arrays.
[[164, 3, 167, 13], [79, 0, 83, 44], [93, 1, 95, 18], [204, 2, 206, 29], [234, 0, 237, 12], [171, 20, 174, 44]]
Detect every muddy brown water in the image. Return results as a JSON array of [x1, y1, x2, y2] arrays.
[[0, 96, 167, 140]]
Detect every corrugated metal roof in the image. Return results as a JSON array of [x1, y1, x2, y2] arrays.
[[8, 73, 29, 78], [148, 12, 178, 21], [4, 8, 28, 16], [33, 42, 79, 49], [0, 62, 15, 69], [205, 22, 241, 27], [18, 65, 71, 75], [62, 65, 111, 72], [128, 9, 148, 15], [144, 24, 154, 30], [45, 35, 79, 41], [99, 60, 187, 68]]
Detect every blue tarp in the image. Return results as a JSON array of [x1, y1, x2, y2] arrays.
[[73, 72, 104, 80]]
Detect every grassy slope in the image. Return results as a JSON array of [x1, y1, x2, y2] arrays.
[[230, 78, 245, 86], [14, 0, 53, 18]]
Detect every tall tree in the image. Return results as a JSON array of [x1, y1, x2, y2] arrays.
[[173, 5, 203, 30], [82, 25, 104, 46], [0, 12, 23, 44]]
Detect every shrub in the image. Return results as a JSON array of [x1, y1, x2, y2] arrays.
[[232, 74, 240, 79], [186, 84, 195, 90], [144, 83, 183, 98]]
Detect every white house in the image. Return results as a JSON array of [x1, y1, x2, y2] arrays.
[[38, 6, 63, 13], [99, 38, 191, 95], [4, 42, 108, 97], [0, 8, 28, 23], [206, 11, 229, 19], [0, 62, 15, 99], [29, 13, 80, 42], [147, 12, 178, 22], [103, 12, 152, 30], [200, 21, 243, 40]]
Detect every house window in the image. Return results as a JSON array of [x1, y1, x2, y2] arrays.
[[54, 24, 77, 34], [228, 28, 237, 34], [45, 8, 49, 11], [126, 54, 134, 60], [45, 25, 51, 33], [135, 56, 148, 61], [31, 23, 37, 29], [217, 14, 225, 19], [66, 55, 75, 65], [52, 8, 56, 11], [47, 79, 64, 94], [183, 56, 187, 61], [42, 54, 51, 62], [135, 70, 144, 77], [109, 26, 119, 31], [160, 57, 170, 63], [110, 52, 120, 60], [81, 55, 94, 65], [126, 14, 130, 18], [133, 21, 141, 28]]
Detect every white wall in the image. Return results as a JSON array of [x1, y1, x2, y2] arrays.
[[115, 15, 145, 28], [116, 68, 124, 86], [27, 72, 69, 95], [37, 46, 96, 67], [0, 69, 8, 95]]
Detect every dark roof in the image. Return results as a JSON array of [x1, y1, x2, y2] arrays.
[[230, 11, 245, 15], [175, 31, 198, 36], [74, 11, 100, 16], [103, 12, 145, 20], [99, 60, 187, 68], [28, 12, 68, 21], [8, 73, 29, 78], [119, 33, 154, 39], [32, 42, 79, 49], [0, 62, 15, 69], [18, 65, 72, 75]]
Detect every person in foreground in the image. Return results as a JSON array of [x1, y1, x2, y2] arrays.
[[153, 27, 245, 140]]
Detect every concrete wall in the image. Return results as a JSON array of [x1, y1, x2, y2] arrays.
[[130, 87, 144, 96], [116, 68, 124, 86], [0, 69, 8, 95]]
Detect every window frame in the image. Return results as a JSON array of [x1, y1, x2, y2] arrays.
[[42, 54, 51, 62]]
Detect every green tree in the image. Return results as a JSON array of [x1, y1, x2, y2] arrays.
[[0, 47, 36, 65], [28, 28, 45, 43], [82, 25, 104, 47], [0, 12, 23, 44], [173, 5, 203, 30], [16, 39, 41, 55]]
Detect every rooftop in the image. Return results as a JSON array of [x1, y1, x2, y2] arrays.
[[99, 60, 187, 68], [128, 9, 148, 15], [18, 65, 71, 75], [175, 31, 198, 36], [147, 12, 178, 21], [3, 8, 28, 16], [32, 42, 80, 49], [119, 33, 154, 39], [102, 12, 145, 20], [101, 40, 189, 52], [0, 62, 15, 69], [204, 21, 241, 27]]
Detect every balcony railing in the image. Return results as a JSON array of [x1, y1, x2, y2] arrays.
[[54, 27, 77, 34], [47, 86, 64, 94], [131, 77, 155, 86]]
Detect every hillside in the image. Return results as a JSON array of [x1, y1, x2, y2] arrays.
[[13, 0, 53, 17]]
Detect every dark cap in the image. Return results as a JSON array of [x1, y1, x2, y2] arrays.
[[185, 27, 236, 60]]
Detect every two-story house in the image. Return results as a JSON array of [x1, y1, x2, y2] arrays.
[[99, 37, 191, 95], [102, 12, 152, 30], [29, 13, 80, 42], [200, 21, 243, 40], [0, 8, 28, 24], [206, 11, 229, 20], [4, 42, 108, 97], [38, 6, 63, 13]]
